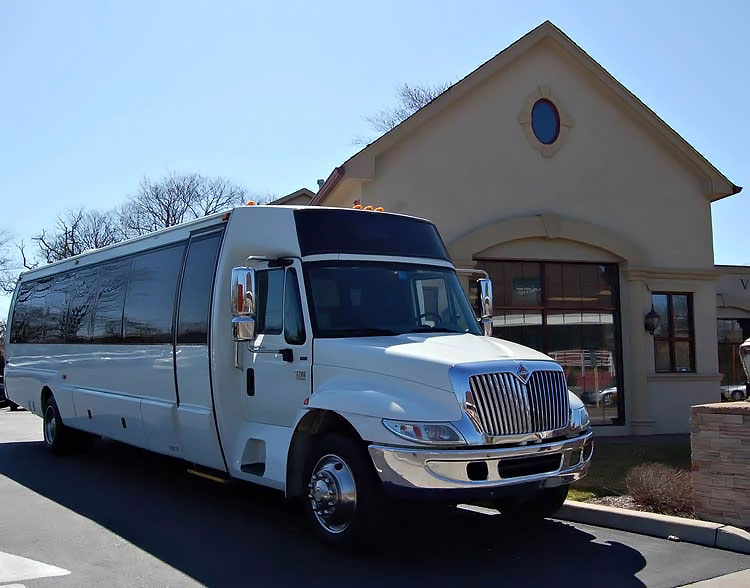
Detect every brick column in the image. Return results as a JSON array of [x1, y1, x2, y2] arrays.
[[691, 402, 750, 528]]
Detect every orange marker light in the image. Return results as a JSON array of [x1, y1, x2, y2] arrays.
[[353, 204, 363, 209], [247, 200, 256, 206], [364, 205, 374, 210], [375, 207, 384, 212]]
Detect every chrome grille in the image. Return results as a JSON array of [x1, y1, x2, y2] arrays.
[[467, 370, 569, 436]]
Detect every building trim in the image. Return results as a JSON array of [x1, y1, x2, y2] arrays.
[[646, 373, 723, 383], [626, 267, 720, 282], [448, 213, 647, 264]]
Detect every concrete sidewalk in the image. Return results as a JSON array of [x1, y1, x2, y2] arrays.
[[680, 569, 750, 587]]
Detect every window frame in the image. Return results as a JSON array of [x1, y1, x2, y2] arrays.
[[652, 291, 696, 373], [255, 268, 285, 336], [283, 267, 306, 345]]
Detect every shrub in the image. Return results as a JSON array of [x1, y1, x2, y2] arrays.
[[625, 463, 693, 516]]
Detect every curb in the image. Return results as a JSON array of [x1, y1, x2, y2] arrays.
[[556, 501, 750, 555]]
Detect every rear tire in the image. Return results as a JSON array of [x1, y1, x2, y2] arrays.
[[302, 434, 383, 552], [43, 395, 75, 454], [494, 484, 569, 521]]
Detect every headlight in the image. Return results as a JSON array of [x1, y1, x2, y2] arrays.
[[382, 419, 465, 445], [570, 406, 590, 431]]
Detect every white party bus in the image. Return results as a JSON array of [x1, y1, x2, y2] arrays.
[[4, 205, 592, 549]]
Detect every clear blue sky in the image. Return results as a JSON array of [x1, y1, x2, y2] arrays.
[[1, 0, 748, 316]]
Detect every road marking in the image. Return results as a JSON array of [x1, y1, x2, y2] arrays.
[[0, 551, 70, 583]]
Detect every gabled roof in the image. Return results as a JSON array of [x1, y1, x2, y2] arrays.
[[312, 20, 740, 205], [271, 188, 315, 206]]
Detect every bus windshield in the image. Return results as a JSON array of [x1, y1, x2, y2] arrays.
[[303, 261, 481, 338]]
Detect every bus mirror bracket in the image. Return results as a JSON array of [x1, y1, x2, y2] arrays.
[[478, 278, 493, 337]]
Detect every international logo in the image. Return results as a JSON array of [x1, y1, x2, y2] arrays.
[[515, 363, 530, 384]]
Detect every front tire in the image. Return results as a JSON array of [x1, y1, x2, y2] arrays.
[[302, 434, 383, 551], [43, 395, 75, 454], [494, 484, 569, 521]]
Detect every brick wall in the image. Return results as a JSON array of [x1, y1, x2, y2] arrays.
[[691, 402, 750, 529]]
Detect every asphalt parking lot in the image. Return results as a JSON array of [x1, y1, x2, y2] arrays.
[[1, 408, 748, 588]]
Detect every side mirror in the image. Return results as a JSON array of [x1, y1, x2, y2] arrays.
[[477, 278, 493, 337], [231, 267, 256, 342]]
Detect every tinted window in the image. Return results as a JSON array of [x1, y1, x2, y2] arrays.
[[66, 267, 99, 343], [92, 259, 131, 343], [177, 232, 223, 344], [10, 282, 34, 343], [124, 244, 185, 344], [256, 269, 283, 334], [27, 279, 53, 343], [46, 273, 74, 343], [284, 268, 305, 345], [294, 209, 449, 260]]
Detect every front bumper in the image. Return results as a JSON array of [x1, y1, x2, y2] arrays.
[[368, 430, 593, 496]]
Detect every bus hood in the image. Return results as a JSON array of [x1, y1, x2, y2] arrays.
[[313, 333, 553, 392]]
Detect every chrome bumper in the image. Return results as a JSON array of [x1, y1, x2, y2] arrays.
[[368, 430, 593, 491]]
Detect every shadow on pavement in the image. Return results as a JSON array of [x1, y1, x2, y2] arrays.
[[0, 439, 647, 587]]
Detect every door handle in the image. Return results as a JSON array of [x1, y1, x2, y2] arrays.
[[246, 368, 255, 396], [279, 349, 294, 363]]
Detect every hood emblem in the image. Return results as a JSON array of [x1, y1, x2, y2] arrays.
[[515, 363, 530, 384]]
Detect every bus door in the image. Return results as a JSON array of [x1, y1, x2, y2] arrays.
[[241, 261, 312, 428], [173, 230, 226, 470]]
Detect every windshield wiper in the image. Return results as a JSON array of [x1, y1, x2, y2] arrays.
[[327, 327, 401, 337], [407, 327, 464, 334]]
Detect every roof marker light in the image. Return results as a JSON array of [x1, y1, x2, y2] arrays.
[[364, 205, 374, 210], [247, 200, 256, 206], [375, 207, 384, 212], [353, 204, 363, 209]]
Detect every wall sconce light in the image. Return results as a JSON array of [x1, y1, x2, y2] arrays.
[[644, 304, 660, 335]]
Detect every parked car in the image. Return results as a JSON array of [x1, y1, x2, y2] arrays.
[[580, 387, 617, 407], [721, 384, 748, 402]]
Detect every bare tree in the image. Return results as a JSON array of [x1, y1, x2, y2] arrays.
[[33, 208, 123, 264], [119, 172, 251, 237], [0, 229, 20, 294], [365, 82, 452, 135]]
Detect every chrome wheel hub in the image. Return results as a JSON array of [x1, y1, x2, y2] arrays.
[[307, 454, 357, 534], [44, 406, 56, 446]]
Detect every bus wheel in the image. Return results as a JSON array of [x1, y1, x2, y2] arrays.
[[303, 434, 382, 551], [43, 395, 74, 454], [494, 484, 569, 522]]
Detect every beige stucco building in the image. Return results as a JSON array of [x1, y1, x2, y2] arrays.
[[307, 22, 743, 435]]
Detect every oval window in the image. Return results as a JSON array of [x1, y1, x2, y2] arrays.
[[531, 99, 560, 145]]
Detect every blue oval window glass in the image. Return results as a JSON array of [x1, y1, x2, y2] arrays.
[[531, 99, 560, 145]]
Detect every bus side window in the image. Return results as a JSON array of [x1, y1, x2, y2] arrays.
[[92, 259, 131, 343], [47, 273, 73, 344], [123, 244, 184, 344], [27, 279, 53, 343], [177, 232, 223, 345], [10, 282, 34, 343], [284, 268, 305, 345], [66, 267, 98, 343], [256, 269, 284, 335]]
